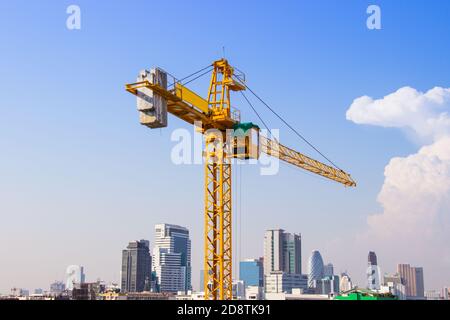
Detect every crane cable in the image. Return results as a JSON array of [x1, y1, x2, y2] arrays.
[[167, 65, 213, 88], [240, 91, 276, 142], [182, 67, 213, 86], [237, 78, 343, 171], [240, 91, 333, 184]]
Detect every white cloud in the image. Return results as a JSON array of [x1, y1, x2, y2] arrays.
[[346, 86, 450, 289], [346, 86, 450, 143]]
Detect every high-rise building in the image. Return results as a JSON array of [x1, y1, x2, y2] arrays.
[[121, 240, 152, 293], [50, 281, 66, 295], [315, 275, 340, 295], [366, 251, 381, 290], [307, 250, 324, 288], [368, 251, 378, 266], [263, 229, 301, 275], [153, 247, 184, 293], [397, 264, 425, 298], [414, 267, 425, 298], [264, 229, 284, 275], [339, 273, 353, 292], [264, 271, 308, 294], [65, 265, 85, 291], [382, 273, 406, 300], [153, 224, 191, 293], [323, 263, 334, 277], [283, 233, 302, 274], [232, 280, 246, 300], [240, 259, 264, 287]]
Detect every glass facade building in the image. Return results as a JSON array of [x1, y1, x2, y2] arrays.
[[240, 259, 264, 287], [307, 250, 324, 288], [121, 240, 152, 293], [153, 224, 192, 293]]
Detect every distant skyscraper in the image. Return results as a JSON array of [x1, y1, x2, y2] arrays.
[[121, 240, 152, 293], [264, 229, 301, 275], [340, 273, 353, 292], [323, 263, 334, 277], [240, 259, 264, 287], [232, 280, 246, 300], [153, 224, 192, 293], [308, 250, 324, 288], [153, 247, 184, 293], [65, 265, 85, 291], [264, 271, 308, 294], [382, 273, 406, 300], [50, 281, 65, 295], [368, 251, 378, 265], [397, 264, 425, 298], [264, 229, 284, 275], [316, 275, 340, 295], [414, 267, 425, 298], [283, 233, 302, 274], [366, 251, 381, 290]]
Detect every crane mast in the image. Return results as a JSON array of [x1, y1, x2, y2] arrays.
[[125, 59, 356, 300]]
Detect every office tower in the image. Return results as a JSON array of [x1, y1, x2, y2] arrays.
[[232, 280, 246, 300], [382, 273, 406, 300], [264, 271, 308, 294], [316, 275, 340, 295], [121, 240, 152, 293], [323, 263, 334, 277], [264, 229, 284, 275], [153, 247, 184, 293], [264, 229, 301, 275], [368, 251, 378, 265], [50, 281, 66, 295], [240, 259, 264, 287], [65, 265, 85, 291], [414, 267, 425, 298], [153, 224, 192, 293], [340, 273, 353, 292], [307, 250, 324, 288], [366, 251, 381, 290], [283, 233, 302, 274], [397, 264, 425, 298]]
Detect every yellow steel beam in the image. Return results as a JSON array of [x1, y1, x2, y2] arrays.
[[174, 83, 210, 114], [260, 136, 356, 187], [204, 132, 232, 300]]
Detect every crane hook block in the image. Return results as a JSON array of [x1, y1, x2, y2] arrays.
[[136, 68, 168, 129]]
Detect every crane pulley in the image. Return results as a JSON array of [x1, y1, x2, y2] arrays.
[[125, 59, 356, 300]]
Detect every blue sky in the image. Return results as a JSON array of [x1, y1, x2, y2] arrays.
[[1, 0, 449, 293]]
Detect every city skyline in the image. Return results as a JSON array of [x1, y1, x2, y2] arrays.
[[1, 1, 450, 294], [1, 223, 437, 298]]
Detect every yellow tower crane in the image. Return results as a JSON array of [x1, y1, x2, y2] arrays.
[[125, 59, 356, 300]]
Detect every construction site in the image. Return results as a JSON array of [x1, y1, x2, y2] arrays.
[[125, 59, 356, 300]]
